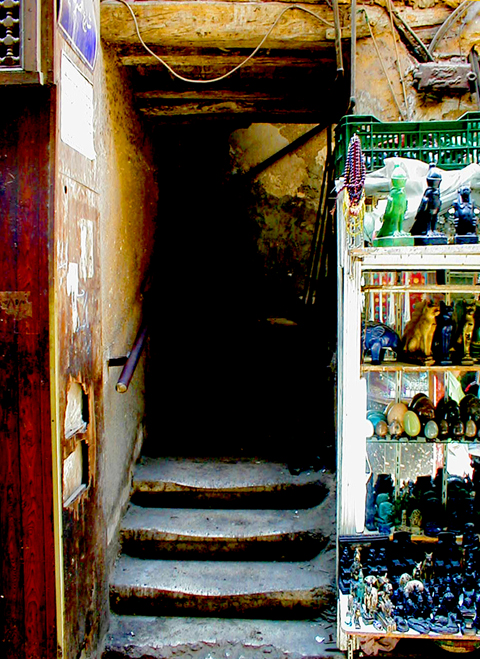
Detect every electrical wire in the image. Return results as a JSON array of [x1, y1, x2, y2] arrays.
[[362, 9, 406, 120], [105, 0, 335, 84], [386, 0, 409, 120]]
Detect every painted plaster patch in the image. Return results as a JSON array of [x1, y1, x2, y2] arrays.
[[261, 153, 307, 198], [65, 381, 88, 439], [230, 124, 288, 173], [80, 218, 94, 280], [67, 262, 80, 332]]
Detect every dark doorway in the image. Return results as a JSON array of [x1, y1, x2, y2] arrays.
[[142, 123, 335, 468]]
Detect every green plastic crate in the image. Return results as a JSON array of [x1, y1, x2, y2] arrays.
[[334, 112, 480, 177]]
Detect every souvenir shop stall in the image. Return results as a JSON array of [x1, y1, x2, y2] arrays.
[[335, 113, 480, 656]]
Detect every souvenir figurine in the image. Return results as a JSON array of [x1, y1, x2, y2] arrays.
[[436, 397, 463, 440], [373, 164, 414, 247], [449, 185, 479, 244], [470, 305, 480, 362], [362, 321, 402, 365], [402, 299, 440, 365], [460, 395, 480, 438], [454, 300, 477, 365], [410, 164, 447, 245], [375, 493, 395, 533], [432, 302, 455, 365]]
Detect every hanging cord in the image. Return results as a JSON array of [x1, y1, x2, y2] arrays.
[[362, 9, 406, 121], [386, 0, 409, 120], [106, 0, 335, 84]]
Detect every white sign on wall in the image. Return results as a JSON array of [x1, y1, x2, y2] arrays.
[[60, 52, 96, 160]]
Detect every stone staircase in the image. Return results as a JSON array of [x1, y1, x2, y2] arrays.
[[102, 456, 340, 659]]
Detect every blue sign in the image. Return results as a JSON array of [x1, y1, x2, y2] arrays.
[[58, 0, 98, 71]]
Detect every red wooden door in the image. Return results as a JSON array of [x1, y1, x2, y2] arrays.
[[0, 88, 56, 658]]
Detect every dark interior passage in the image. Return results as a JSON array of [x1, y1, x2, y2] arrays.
[[142, 124, 335, 468]]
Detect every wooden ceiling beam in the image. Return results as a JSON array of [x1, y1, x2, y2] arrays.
[[100, 1, 450, 52], [137, 101, 327, 119], [118, 52, 335, 72], [100, 1, 352, 51]]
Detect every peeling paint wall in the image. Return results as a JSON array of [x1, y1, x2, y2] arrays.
[[96, 43, 157, 565], [229, 124, 329, 316], [55, 22, 156, 659]]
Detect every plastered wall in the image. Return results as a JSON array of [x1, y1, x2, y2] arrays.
[[55, 23, 156, 659]]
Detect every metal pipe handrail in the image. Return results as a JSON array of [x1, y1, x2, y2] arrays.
[[116, 322, 148, 393]]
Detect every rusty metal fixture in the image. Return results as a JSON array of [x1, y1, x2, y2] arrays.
[[116, 322, 148, 393], [332, 0, 343, 76], [349, 0, 356, 111], [468, 47, 480, 109], [413, 60, 476, 92]]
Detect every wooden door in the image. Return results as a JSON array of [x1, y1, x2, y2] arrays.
[[0, 87, 56, 659]]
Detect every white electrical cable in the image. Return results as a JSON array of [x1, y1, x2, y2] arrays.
[[107, 0, 335, 84]]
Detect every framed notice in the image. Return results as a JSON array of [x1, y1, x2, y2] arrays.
[[58, 0, 98, 71]]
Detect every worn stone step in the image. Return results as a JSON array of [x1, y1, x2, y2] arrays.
[[102, 613, 342, 659], [131, 456, 328, 508], [120, 502, 332, 560], [110, 550, 335, 618]]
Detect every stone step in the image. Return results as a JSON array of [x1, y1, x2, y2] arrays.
[[110, 550, 335, 618], [120, 501, 332, 560], [131, 456, 328, 509], [102, 614, 342, 659]]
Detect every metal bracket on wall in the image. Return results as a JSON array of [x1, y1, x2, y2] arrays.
[[413, 60, 477, 92]]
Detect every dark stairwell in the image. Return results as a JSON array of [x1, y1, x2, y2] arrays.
[[102, 124, 339, 658]]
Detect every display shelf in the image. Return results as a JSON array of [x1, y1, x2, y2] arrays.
[[337, 219, 480, 654], [367, 437, 480, 444], [339, 594, 474, 640], [349, 245, 480, 270], [362, 363, 480, 372], [335, 124, 480, 653]]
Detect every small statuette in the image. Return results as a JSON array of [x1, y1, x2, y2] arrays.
[[410, 164, 447, 245], [448, 185, 479, 244], [373, 164, 414, 247], [402, 299, 440, 365]]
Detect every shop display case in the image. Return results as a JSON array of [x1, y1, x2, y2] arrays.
[[336, 116, 480, 656]]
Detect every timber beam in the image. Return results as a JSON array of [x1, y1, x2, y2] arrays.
[[100, 1, 450, 52]]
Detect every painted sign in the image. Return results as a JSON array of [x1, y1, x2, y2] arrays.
[[58, 0, 98, 71]]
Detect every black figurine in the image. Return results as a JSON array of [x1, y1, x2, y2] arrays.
[[410, 164, 447, 245], [449, 185, 478, 244], [432, 301, 454, 365]]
